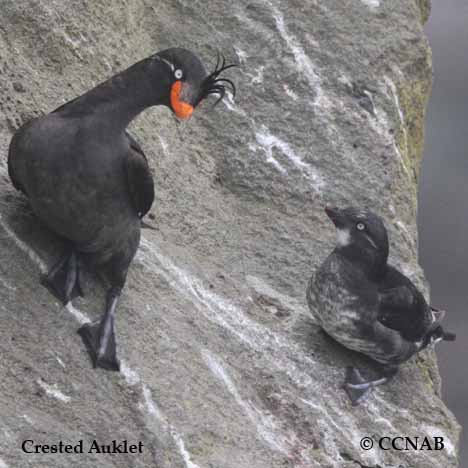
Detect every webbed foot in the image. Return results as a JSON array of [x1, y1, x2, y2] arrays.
[[343, 366, 396, 406], [78, 321, 120, 371], [41, 251, 83, 304], [77, 287, 121, 372], [343, 367, 372, 405]]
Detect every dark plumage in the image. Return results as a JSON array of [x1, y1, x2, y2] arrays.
[[196, 53, 237, 107], [307, 206, 455, 405], [8, 47, 236, 371]]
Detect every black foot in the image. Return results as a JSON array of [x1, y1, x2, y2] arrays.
[[78, 322, 120, 372], [41, 252, 84, 304], [343, 367, 371, 406]]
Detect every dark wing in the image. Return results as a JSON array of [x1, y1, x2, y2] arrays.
[[377, 266, 433, 342], [124, 132, 154, 218], [52, 95, 80, 114], [7, 125, 30, 194], [8, 141, 24, 193]]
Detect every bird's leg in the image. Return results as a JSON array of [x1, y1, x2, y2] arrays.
[[343, 366, 398, 405], [77, 287, 121, 371], [41, 251, 84, 304]]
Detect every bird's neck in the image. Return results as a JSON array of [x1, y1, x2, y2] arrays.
[[62, 57, 170, 132], [338, 246, 388, 279]]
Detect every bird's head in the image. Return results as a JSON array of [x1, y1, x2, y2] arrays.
[[325, 206, 389, 269], [154, 48, 236, 119]]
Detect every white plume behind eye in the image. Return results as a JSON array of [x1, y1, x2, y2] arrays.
[[174, 69, 183, 79], [156, 56, 175, 71], [356, 222, 365, 231]]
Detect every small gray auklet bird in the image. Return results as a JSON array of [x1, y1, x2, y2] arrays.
[[307, 206, 455, 405], [8, 48, 236, 371]]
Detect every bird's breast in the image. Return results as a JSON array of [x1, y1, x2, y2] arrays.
[[311, 257, 380, 355], [12, 115, 137, 245]]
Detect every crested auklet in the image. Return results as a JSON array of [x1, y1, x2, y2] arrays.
[[307, 206, 455, 405], [8, 48, 236, 371]]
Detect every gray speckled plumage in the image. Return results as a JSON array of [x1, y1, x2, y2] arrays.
[[309, 250, 418, 366], [308, 206, 455, 404]]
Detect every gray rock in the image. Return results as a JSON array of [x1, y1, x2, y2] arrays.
[[0, 1, 460, 467]]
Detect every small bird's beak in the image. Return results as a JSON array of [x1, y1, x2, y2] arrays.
[[170, 81, 194, 119], [325, 206, 345, 228]]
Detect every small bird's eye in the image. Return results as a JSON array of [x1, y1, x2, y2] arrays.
[[356, 222, 365, 231], [174, 69, 183, 80]]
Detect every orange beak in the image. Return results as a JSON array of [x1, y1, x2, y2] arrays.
[[170, 81, 194, 119]]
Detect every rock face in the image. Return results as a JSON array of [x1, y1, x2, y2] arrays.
[[0, 0, 460, 467]]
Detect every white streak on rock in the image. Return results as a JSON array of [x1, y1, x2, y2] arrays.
[[369, 98, 411, 178], [234, 47, 248, 63], [37, 379, 71, 403], [250, 66, 264, 84], [372, 393, 410, 417], [142, 385, 164, 421], [301, 397, 382, 466], [22, 414, 34, 425], [61, 31, 80, 49], [65, 302, 90, 325], [395, 220, 413, 243], [0, 458, 8, 468], [272, 8, 320, 90], [249, 138, 287, 175], [283, 84, 298, 101], [103, 58, 113, 71], [0, 276, 16, 291], [202, 350, 290, 455], [158, 136, 170, 157], [33, 246, 194, 459], [373, 76, 411, 178], [300, 398, 346, 462], [55, 355, 66, 369], [141, 384, 200, 468], [116, 363, 200, 468], [139, 239, 318, 389], [171, 430, 202, 468], [361, 0, 380, 8], [0, 214, 47, 274], [138, 240, 393, 465], [254, 126, 325, 191], [246, 275, 310, 317], [223, 93, 247, 117], [121, 361, 140, 386], [385, 76, 409, 156], [272, 7, 330, 109]]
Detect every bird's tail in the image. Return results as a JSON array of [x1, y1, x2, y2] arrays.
[[425, 324, 456, 345], [429, 307, 456, 341], [430, 306, 446, 324], [440, 329, 457, 341], [420, 307, 456, 347]]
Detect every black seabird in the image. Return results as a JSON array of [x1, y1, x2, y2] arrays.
[[8, 48, 236, 371], [307, 206, 455, 405]]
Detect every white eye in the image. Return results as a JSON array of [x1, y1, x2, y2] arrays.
[[174, 69, 183, 80], [356, 222, 365, 231]]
